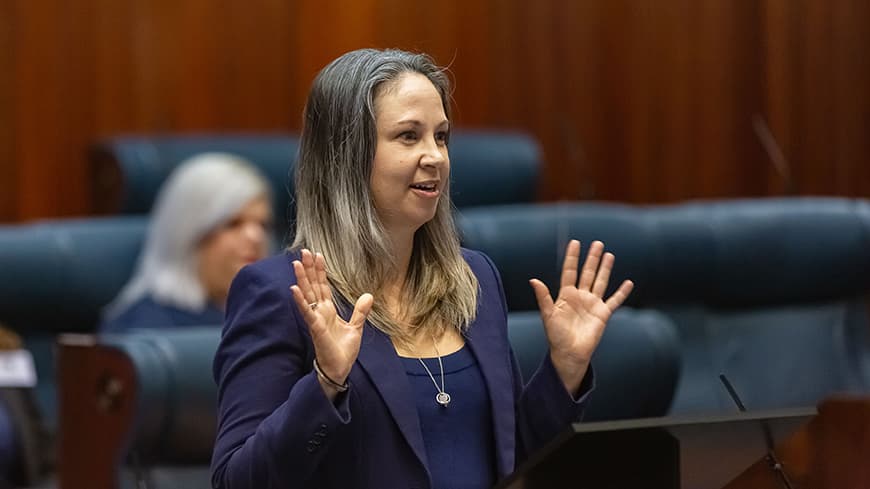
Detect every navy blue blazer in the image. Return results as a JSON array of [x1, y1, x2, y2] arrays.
[[211, 249, 593, 489]]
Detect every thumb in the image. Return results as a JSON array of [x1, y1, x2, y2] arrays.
[[348, 293, 374, 329], [529, 279, 554, 318]]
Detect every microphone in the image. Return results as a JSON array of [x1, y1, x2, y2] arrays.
[[719, 374, 795, 489]]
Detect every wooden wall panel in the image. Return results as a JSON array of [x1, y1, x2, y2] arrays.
[[822, 0, 870, 196], [13, 2, 80, 220], [551, 0, 607, 200], [1, 0, 868, 222], [760, 0, 796, 196], [650, 0, 694, 201], [762, 0, 870, 197], [0, 1, 15, 222]]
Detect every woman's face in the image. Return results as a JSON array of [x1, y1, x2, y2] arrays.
[[198, 195, 272, 307], [370, 72, 449, 239]]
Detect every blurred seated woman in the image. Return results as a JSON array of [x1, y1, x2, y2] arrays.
[[100, 153, 273, 332]]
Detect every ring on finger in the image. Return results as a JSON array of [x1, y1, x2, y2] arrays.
[[308, 302, 318, 311]]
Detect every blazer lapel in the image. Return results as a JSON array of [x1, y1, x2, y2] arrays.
[[466, 319, 516, 477], [355, 323, 430, 474]]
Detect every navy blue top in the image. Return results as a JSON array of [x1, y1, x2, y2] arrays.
[[99, 296, 224, 333], [400, 345, 496, 489]]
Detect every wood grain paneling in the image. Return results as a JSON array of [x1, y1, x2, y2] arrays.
[[0, 1, 16, 222], [822, 0, 870, 196], [1, 1, 868, 222], [761, 0, 870, 198], [13, 2, 77, 220]]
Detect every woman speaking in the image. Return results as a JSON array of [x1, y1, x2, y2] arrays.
[[211, 48, 633, 489]]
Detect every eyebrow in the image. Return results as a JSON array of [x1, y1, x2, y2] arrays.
[[394, 119, 450, 128]]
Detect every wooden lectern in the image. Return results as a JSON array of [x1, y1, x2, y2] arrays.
[[496, 397, 870, 489], [724, 397, 870, 489]]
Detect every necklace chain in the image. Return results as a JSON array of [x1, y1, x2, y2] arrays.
[[417, 336, 451, 406]]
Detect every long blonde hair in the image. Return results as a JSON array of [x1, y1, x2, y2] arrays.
[[291, 49, 478, 346]]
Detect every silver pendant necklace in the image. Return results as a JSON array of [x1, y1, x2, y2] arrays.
[[418, 338, 451, 407]]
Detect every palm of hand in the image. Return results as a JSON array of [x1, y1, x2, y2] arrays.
[[306, 300, 363, 373], [530, 240, 634, 384], [290, 249, 373, 383], [543, 286, 614, 364]]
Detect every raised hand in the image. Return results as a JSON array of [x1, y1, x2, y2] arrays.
[[529, 240, 634, 394], [290, 249, 373, 397]]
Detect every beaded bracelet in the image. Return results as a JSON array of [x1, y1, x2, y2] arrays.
[[313, 358, 348, 392]]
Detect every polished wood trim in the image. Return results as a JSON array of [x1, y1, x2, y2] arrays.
[[57, 335, 137, 489]]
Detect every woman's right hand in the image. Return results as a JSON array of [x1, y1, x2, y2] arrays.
[[290, 249, 373, 397]]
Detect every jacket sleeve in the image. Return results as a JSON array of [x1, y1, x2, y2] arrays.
[[513, 346, 595, 461], [210, 261, 353, 489], [476, 251, 595, 463]]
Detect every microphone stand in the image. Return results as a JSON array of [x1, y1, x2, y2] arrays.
[[719, 374, 795, 489]]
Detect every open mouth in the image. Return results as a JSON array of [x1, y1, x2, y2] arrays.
[[410, 182, 438, 192]]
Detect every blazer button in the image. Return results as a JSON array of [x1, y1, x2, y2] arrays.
[[306, 439, 321, 452]]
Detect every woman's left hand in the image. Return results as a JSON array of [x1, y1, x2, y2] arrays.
[[529, 240, 634, 395]]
